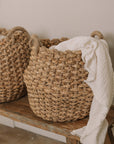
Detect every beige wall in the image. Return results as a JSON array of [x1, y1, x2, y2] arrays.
[[0, 0, 114, 68]]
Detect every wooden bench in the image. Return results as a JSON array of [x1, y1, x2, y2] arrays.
[[0, 96, 113, 144]]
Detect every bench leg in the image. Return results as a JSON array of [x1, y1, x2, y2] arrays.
[[108, 125, 114, 144], [66, 137, 80, 144], [104, 125, 114, 144]]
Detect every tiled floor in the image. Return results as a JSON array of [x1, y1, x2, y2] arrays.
[[0, 124, 65, 144]]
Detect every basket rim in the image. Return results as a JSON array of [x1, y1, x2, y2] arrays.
[[0, 26, 30, 42], [30, 35, 82, 56], [30, 30, 104, 56], [39, 45, 82, 53]]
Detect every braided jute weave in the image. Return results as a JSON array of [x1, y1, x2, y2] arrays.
[[24, 31, 103, 122], [0, 26, 30, 103]]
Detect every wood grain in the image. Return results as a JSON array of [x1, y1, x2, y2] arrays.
[[0, 124, 64, 144], [66, 137, 80, 144]]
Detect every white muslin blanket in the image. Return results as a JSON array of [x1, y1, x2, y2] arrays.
[[50, 36, 114, 144]]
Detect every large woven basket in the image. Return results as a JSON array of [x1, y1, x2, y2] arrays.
[[0, 26, 31, 103], [24, 31, 103, 122]]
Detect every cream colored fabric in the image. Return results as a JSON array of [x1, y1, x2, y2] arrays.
[[50, 36, 114, 144]]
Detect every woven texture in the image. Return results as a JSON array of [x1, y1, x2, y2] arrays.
[[40, 37, 69, 48], [0, 26, 30, 103], [24, 36, 93, 122]]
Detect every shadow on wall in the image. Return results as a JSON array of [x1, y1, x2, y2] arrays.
[[105, 34, 114, 69]]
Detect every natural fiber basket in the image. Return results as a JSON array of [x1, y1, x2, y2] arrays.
[[0, 26, 31, 103], [24, 31, 103, 122]]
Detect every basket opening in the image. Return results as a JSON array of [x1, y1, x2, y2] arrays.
[[40, 37, 69, 48]]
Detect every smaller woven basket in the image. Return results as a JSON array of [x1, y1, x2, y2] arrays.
[[0, 26, 31, 103], [24, 31, 103, 122]]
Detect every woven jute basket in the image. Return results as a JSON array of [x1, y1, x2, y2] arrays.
[[0, 26, 31, 103], [24, 31, 103, 122]]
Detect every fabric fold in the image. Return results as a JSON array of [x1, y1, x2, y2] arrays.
[[50, 36, 114, 144]]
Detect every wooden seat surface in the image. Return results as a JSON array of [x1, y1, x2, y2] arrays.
[[0, 96, 113, 142]]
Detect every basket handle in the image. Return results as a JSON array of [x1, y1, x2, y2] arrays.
[[91, 31, 104, 39], [0, 28, 9, 36], [7, 26, 30, 40], [29, 35, 41, 56]]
